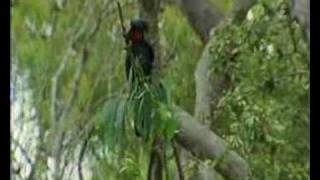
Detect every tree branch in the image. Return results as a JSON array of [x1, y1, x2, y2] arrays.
[[78, 133, 91, 180], [51, 48, 73, 123], [148, 138, 165, 180], [167, 0, 254, 125], [172, 139, 185, 180], [173, 106, 249, 180], [139, 0, 254, 179], [11, 137, 36, 180], [172, 0, 224, 43], [58, 45, 88, 122]]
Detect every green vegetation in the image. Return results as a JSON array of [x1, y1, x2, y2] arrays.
[[11, 0, 309, 179]]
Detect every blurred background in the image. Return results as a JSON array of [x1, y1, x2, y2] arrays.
[[11, 0, 309, 179]]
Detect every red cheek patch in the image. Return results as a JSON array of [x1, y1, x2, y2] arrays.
[[131, 29, 143, 42]]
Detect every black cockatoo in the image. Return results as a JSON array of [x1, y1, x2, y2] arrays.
[[125, 19, 154, 86], [124, 19, 155, 138]]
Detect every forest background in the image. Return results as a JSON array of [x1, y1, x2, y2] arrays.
[[11, 0, 309, 179]]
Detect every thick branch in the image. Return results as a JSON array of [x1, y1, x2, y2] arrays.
[[167, 0, 254, 124], [195, 42, 226, 124], [164, 1, 253, 179], [168, 0, 255, 43], [172, 0, 223, 43], [173, 106, 249, 180], [139, 1, 253, 180]]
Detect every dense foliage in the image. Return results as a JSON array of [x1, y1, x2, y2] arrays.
[[11, 0, 309, 179], [209, 1, 309, 179]]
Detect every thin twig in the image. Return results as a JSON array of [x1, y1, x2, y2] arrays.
[[53, 46, 88, 179], [78, 130, 92, 180], [11, 137, 36, 179], [59, 0, 116, 123], [11, 138, 33, 166], [58, 45, 89, 123], [43, 0, 68, 39], [53, 132, 66, 180], [87, 0, 111, 43], [51, 47, 73, 122], [11, 165, 23, 180], [53, 0, 114, 154], [58, 140, 75, 180], [57, 5, 117, 149], [172, 139, 185, 180]]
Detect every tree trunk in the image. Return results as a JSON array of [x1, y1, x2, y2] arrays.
[[139, 1, 165, 180]]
